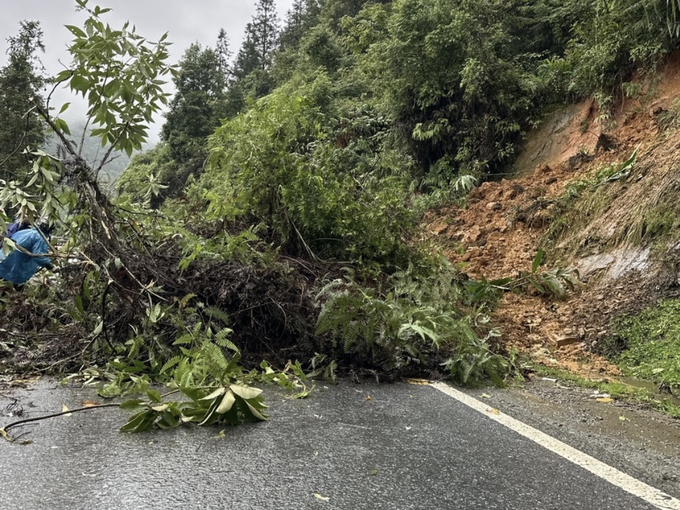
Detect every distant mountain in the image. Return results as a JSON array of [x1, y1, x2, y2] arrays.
[[42, 120, 152, 187]]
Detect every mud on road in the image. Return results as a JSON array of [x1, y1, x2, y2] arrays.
[[464, 377, 680, 499]]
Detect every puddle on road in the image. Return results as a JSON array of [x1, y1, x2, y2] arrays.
[[615, 376, 680, 407], [502, 379, 680, 458]]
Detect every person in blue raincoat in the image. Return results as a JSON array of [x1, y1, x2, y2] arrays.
[[0, 223, 54, 287]]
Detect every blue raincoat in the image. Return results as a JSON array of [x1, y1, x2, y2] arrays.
[[6, 221, 30, 238], [0, 227, 52, 285]]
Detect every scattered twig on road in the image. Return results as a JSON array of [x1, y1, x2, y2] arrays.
[[0, 403, 120, 442]]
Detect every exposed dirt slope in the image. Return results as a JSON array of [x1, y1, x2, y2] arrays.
[[425, 52, 680, 377]]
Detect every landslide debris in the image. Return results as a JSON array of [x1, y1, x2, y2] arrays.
[[424, 53, 680, 378]]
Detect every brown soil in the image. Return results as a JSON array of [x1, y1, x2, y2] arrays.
[[424, 52, 680, 379]]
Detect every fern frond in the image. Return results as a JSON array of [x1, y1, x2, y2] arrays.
[[215, 328, 239, 353], [160, 355, 182, 375], [202, 342, 229, 372], [342, 321, 361, 352], [204, 306, 231, 326]]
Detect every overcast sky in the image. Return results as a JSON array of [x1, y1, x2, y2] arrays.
[[0, 0, 295, 142]]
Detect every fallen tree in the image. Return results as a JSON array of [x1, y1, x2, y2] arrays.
[[1, 2, 534, 432]]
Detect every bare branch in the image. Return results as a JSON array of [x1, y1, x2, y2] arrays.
[[0, 403, 121, 441]]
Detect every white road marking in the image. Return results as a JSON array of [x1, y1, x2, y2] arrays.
[[431, 382, 680, 510]]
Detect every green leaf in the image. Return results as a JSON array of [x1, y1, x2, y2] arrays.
[[83, 271, 96, 301], [120, 412, 147, 432], [74, 294, 85, 314], [70, 74, 90, 93], [119, 399, 145, 411], [198, 399, 220, 426], [526, 276, 546, 294], [488, 277, 513, 287], [237, 399, 268, 421], [104, 78, 120, 97], [230, 384, 262, 400], [532, 249, 545, 274], [120, 410, 156, 433], [157, 411, 180, 429], [55, 70, 73, 83], [65, 25, 87, 38], [216, 390, 236, 414], [200, 387, 226, 400], [54, 118, 71, 135]]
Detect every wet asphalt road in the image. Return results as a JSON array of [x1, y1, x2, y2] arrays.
[[0, 380, 674, 509]]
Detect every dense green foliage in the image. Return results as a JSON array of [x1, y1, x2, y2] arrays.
[[0, 21, 46, 183], [543, 0, 680, 115], [608, 299, 680, 391], [202, 84, 414, 262], [4, 0, 680, 412], [316, 262, 508, 383], [177, 0, 680, 267], [116, 142, 173, 206], [364, 0, 535, 176], [279, 0, 322, 50], [112, 0, 680, 388], [160, 43, 227, 196], [123, 0, 680, 202]]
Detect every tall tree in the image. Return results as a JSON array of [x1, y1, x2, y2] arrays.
[[216, 28, 232, 81], [321, 0, 375, 24], [161, 43, 227, 195], [233, 0, 280, 78], [233, 23, 260, 79], [0, 21, 46, 182], [253, 0, 280, 69], [278, 0, 321, 50]]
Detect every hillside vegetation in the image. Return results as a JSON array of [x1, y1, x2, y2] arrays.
[[1, 0, 680, 429]]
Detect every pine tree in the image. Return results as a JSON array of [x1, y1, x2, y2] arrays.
[[233, 0, 280, 78], [279, 0, 321, 50], [253, 0, 280, 69], [160, 43, 227, 196], [0, 21, 46, 182], [216, 28, 232, 81], [233, 23, 260, 79]]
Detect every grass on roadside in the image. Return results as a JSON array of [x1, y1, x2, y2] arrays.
[[605, 299, 680, 389], [530, 365, 680, 419]]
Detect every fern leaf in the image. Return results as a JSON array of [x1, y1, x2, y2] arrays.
[[160, 355, 182, 375], [204, 306, 231, 326]]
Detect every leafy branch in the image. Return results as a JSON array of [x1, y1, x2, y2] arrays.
[[119, 384, 268, 433], [506, 249, 581, 300], [465, 250, 581, 302]]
